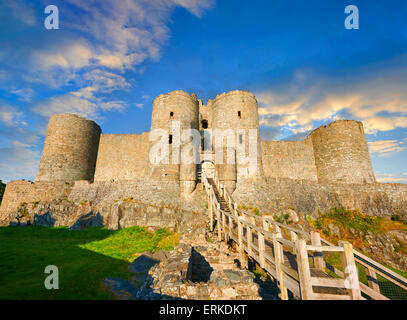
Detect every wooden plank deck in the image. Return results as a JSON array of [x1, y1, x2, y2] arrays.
[[206, 177, 360, 300]]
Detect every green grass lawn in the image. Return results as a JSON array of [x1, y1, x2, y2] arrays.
[[0, 225, 180, 300]]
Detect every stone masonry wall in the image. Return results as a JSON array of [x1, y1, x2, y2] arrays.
[[0, 180, 73, 223], [212, 91, 264, 182], [36, 114, 101, 182], [233, 178, 407, 220], [310, 120, 376, 184], [261, 138, 318, 181], [0, 179, 208, 224], [94, 133, 150, 181]]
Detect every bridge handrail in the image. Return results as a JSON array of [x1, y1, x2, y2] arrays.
[[321, 238, 407, 290], [201, 170, 406, 300]]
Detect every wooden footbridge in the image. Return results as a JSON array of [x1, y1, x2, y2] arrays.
[[202, 172, 407, 300]]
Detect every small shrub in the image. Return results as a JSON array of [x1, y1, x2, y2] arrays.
[[391, 214, 406, 224], [206, 234, 213, 243], [252, 207, 260, 216], [252, 264, 268, 279], [273, 212, 292, 225], [306, 215, 315, 226]]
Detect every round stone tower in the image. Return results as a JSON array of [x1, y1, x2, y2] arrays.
[[36, 114, 101, 182], [212, 90, 264, 192], [150, 90, 199, 195], [310, 120, 376, 184]]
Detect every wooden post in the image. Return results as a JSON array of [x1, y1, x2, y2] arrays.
[[222, 212, 226, 241], [273, 232, 288, 300], [274, 226, 284, 262], [340, 241, 362, 300], [290, 231, 297, 254], [296, 239, 313, 300], [250, 216, 256, 227], [262, 217, 268, 231], [311, 231, 325, 271], [228, 215, 233, 242], [247, 224, 252, 256], [259, 231, 266, 268], [209, 191, 213, 231], [216, 203, 222, 241], [238, 218, 247, 268], [366, 267, 380, 293], [234, 203, 238, 217]]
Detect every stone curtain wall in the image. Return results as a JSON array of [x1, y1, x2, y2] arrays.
[[94, 133, 150, 181], [233, 178, 407, 220], [0, 180, 73, 220], [310, 120, 376, 184], [2, 177, 406, 226], [0, 179, 207, 225], [68, 180, 181, 207], [261, 138, 318, 181], [35, 114, 101, 182]]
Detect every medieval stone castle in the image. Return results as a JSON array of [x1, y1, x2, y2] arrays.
[[34, 89, 375, 188], [1, 90, 406, 226]]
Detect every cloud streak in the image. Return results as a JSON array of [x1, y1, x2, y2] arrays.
[[0, 0, 214, 181], [368, 140, 406, 157], [257, 56, 407, 139]]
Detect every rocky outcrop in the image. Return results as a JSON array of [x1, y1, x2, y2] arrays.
[[104, 214, 266, 300], [233, 178, 407, 221], [362, 230, 407, 272], [2, 199, 205, 233]]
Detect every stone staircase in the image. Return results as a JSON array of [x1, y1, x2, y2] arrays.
[[197, 164, 202, 182], [207, 178, 231, 215]]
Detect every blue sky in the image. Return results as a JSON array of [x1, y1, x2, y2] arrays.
[[0, 0, 406, 183]]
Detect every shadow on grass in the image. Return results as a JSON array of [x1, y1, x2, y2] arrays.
[[0, 225, 178, 300]]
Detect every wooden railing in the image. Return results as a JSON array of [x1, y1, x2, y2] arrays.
[[202, 171, 407, 300]]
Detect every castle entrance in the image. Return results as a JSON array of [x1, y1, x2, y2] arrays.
[[201, 160, 215, 179]]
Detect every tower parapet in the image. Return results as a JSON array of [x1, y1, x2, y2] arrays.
[[36, 114, 101, 182]]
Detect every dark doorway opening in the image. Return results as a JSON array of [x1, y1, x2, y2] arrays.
[[201, 119, 208, 129]]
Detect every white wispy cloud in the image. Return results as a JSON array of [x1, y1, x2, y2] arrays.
[[24, 0, 214, 118], [0, 0, 214, 182], [0, 105, 26, 127], [368, 140, 406, 157]]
